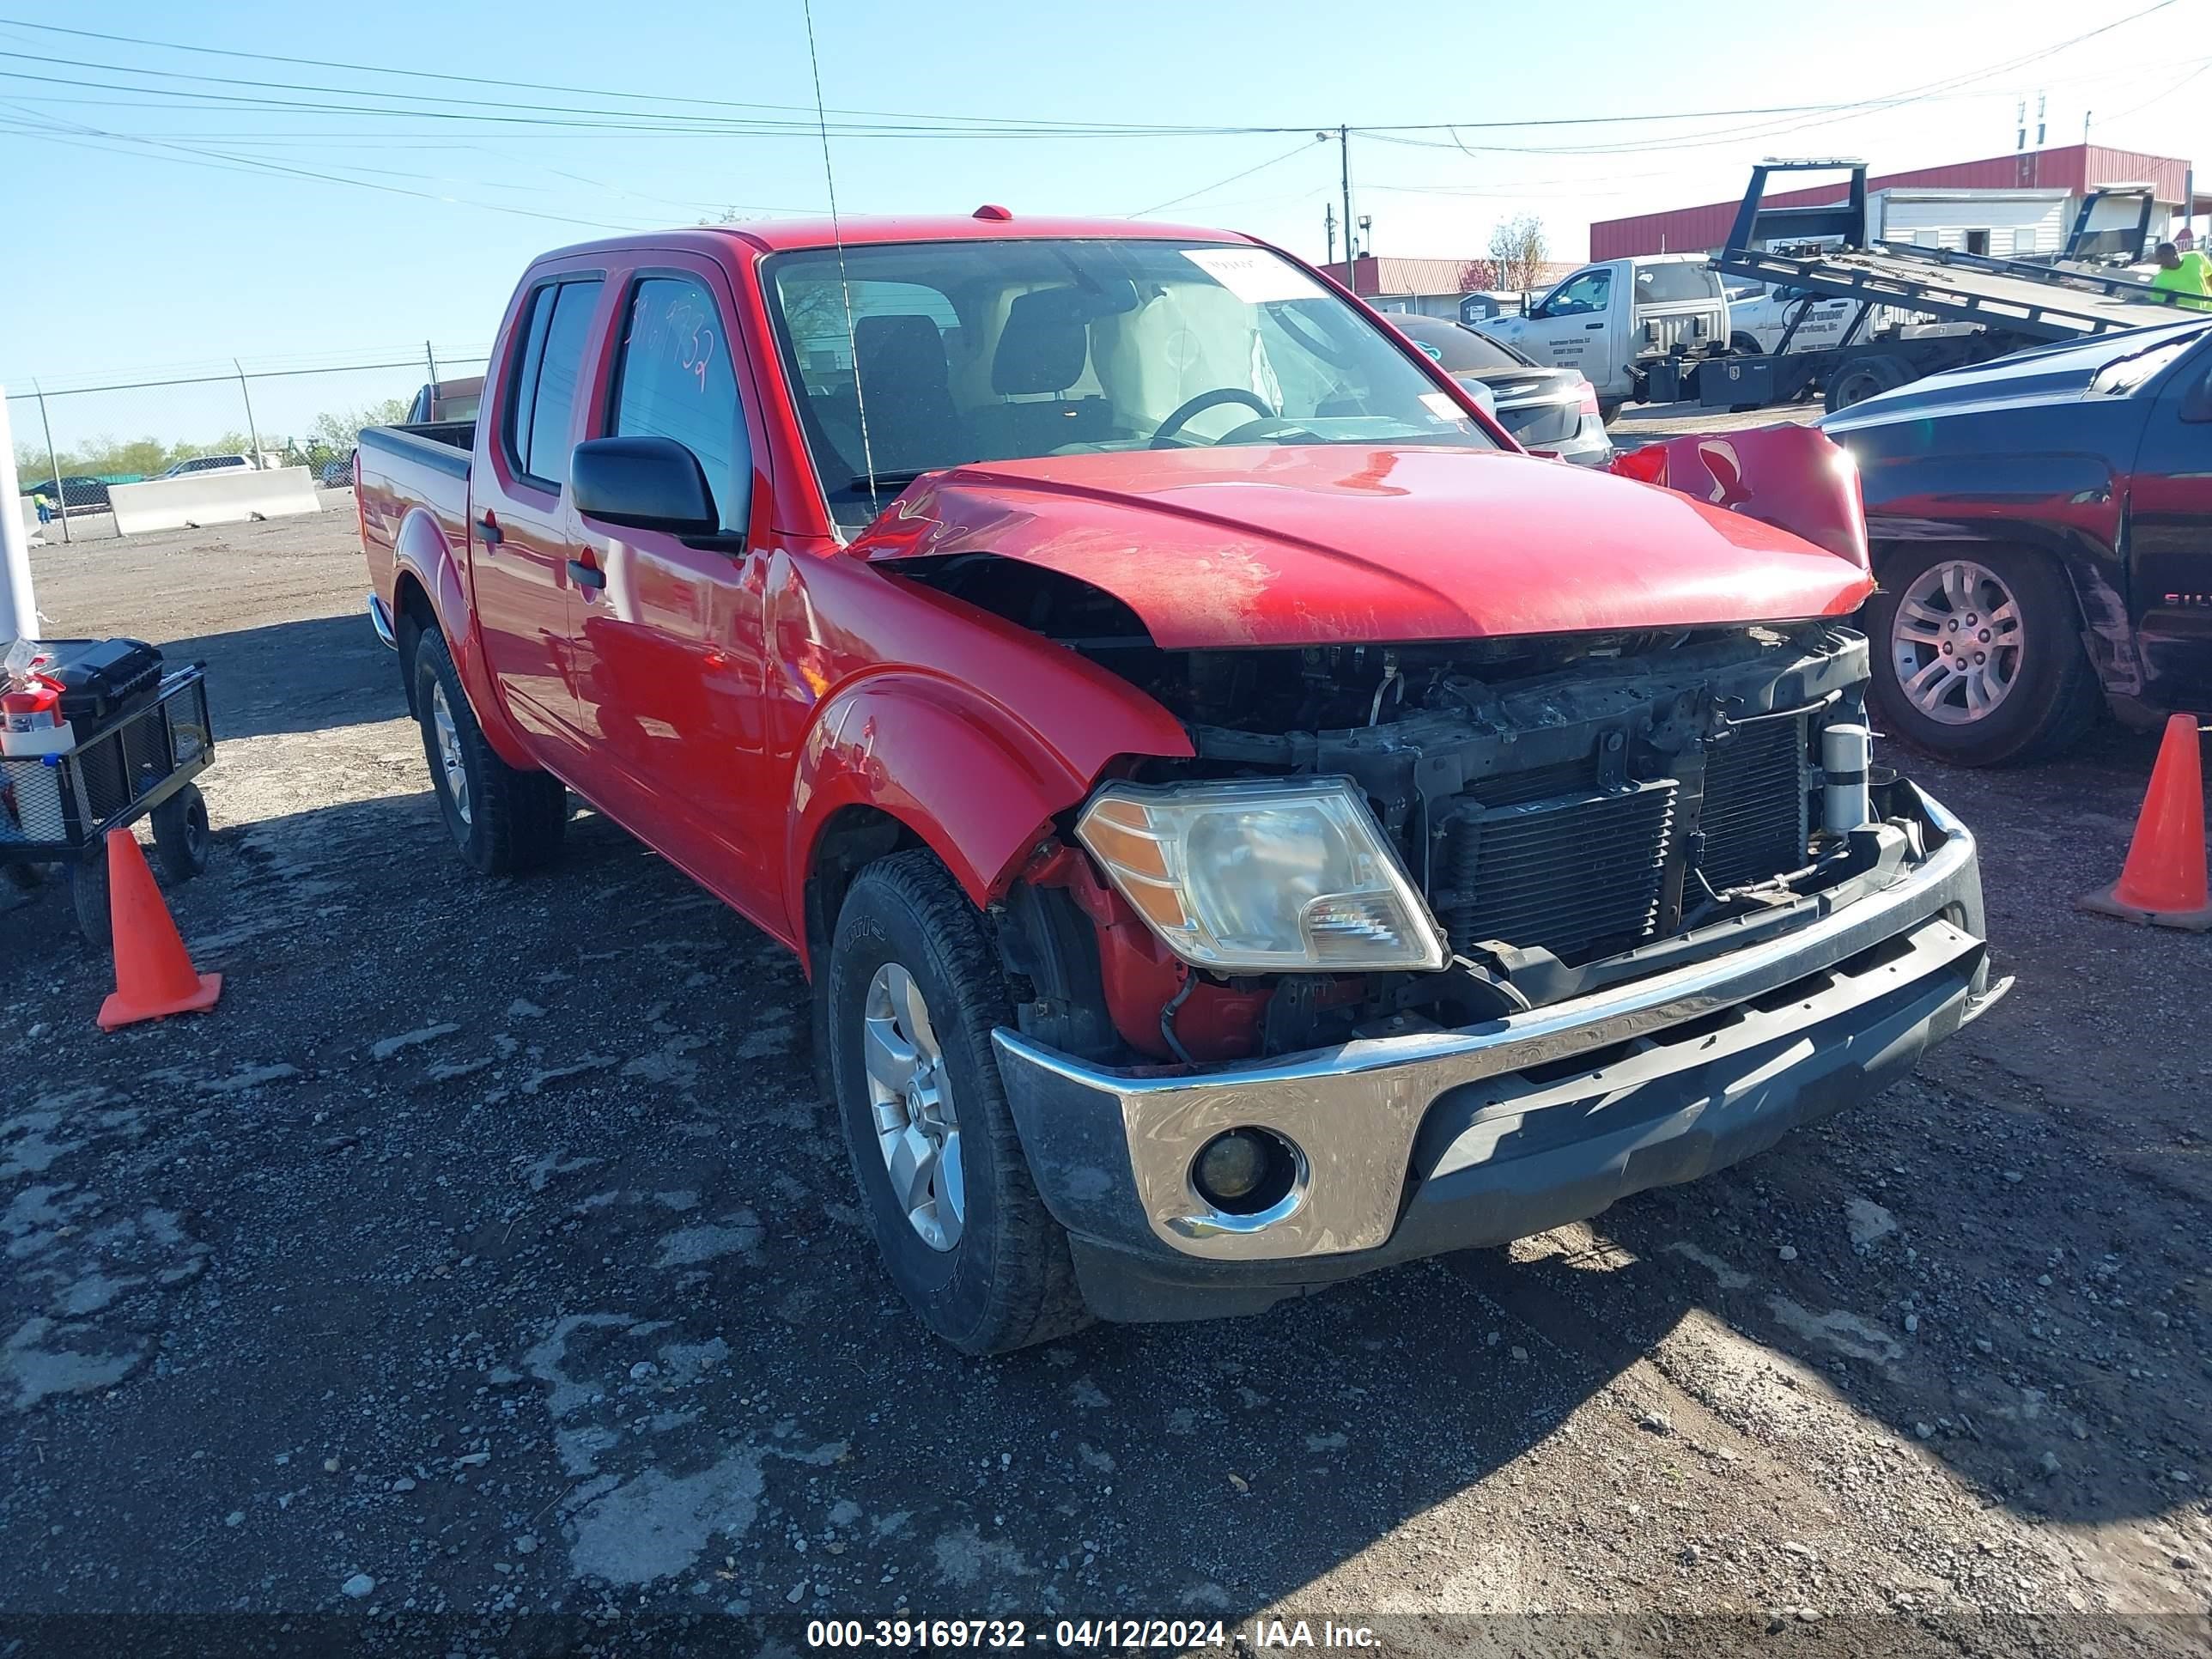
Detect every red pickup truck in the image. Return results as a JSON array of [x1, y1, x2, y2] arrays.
[[358, 210, 2000, 1352]]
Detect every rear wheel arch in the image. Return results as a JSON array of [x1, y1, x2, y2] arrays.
[[392, 570, 436, 714], [390, 510, 535, 772]]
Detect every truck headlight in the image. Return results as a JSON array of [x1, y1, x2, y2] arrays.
[[1075, 778, 1448, 973]]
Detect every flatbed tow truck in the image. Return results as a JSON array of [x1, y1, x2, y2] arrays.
[[1646, 161, 2194, 413]]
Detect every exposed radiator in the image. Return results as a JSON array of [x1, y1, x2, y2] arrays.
[[1445, 780, 1677, 962], [1698, 716, 1811, 891]]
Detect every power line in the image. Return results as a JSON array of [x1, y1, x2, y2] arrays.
[[0, 4, 2179, 146], [0, 100, 656, 231], [1129, 138, 1326, 217]]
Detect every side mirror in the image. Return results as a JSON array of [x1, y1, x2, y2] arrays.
[[571, 436, 726, 538]]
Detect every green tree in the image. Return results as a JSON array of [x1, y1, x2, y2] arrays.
[[304, 398, 410, 468]]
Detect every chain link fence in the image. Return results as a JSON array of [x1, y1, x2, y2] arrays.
[[9, 345, 491, 544]]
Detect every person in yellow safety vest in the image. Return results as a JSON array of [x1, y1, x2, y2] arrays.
[[2150, 241, 2212, 312]]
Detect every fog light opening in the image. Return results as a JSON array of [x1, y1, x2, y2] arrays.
[[1191, 1128, 1302, 1218]]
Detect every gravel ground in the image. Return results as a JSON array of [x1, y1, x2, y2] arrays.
[[3, 493, 2209, 1656]]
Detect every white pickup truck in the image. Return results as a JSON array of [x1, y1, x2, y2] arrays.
[[1472, 254, 1727, 419]]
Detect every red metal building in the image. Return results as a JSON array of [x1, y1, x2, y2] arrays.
[[1592, 145, 2206, 259]]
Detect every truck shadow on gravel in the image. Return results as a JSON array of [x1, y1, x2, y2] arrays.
[[3, 765, 2203, 1622], [157, 613, 398, 741]]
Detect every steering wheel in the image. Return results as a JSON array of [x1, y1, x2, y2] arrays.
[[1150, 387, 1277, 449]]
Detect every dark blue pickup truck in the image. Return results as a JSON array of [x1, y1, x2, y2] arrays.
[[1823, 318, 2212, 766]]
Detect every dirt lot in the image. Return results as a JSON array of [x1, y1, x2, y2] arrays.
[[3, 493, 2209, 1656]]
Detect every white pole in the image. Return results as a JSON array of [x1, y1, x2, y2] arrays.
[[0, 385, 37, 647]]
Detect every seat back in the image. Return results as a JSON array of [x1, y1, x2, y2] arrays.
[[853, 314, 965, 472]]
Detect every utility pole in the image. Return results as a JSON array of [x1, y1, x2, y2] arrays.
[[0, 387, 35, 647], [234, 359, 264, 471], [1340, 125, 1356, 290], [426, 339, 440, 387], [33, 383, 67, 547]]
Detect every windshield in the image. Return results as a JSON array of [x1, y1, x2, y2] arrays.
[[764, 238, 1494, 529]]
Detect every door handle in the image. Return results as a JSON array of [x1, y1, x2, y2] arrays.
[[567, 558, 606, 591], [1583, 321, 1604, 330], [475, 515, 503, 547]]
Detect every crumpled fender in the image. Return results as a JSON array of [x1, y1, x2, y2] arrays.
[[390, 504, 536, 770], [1611, 423, 1871, 578], [784, 666, 1192, 945]]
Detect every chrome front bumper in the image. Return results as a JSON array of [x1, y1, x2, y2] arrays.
[[994, 782, 1990, 1281]]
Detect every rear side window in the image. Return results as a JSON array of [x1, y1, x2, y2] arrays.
[[1636, 264, 1725, 304], [609, 276, 750, 534], [506, 277, 604, 486]]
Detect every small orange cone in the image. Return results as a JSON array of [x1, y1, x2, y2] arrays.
[[2077, 714, 2212, 932], [97, 828, 222, 1030]]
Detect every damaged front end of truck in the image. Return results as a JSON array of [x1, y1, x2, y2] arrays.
[[861, 432, 2001, 1322]]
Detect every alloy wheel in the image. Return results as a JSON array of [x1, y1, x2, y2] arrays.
[[1890, 558, 2024, 725], [429, 681, 472, 826], [861, 962, 964, 1252]]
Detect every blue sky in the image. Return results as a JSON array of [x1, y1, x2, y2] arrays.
[[0, 0, 2202, 446]]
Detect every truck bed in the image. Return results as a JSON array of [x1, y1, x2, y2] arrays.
[[356, 421, 475, 609], [1722, 242, 2189, 342]]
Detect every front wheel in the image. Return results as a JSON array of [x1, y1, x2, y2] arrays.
[[827, 851, 1086, 1354], [1863, 546, 2100, 766], [410, 629, 568, 875]]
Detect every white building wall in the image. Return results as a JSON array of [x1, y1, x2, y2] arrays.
[[1875, 191, 2070, 253]]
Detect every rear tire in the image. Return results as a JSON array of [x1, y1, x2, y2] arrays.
[[1596, 399, 1624, 425], [1863, 545, 2101, 766], [828, 850, 1087, 1354], [1824, 352, 1911, 413], [411, 629, 568, 875]]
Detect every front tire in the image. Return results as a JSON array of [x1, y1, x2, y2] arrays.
[[410, 629, 568, 874], [827, 850, 1085, 1354], [1863, 545, 2100, 766]]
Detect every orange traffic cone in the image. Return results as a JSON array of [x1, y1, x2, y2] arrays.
[[2077, 714, 2212, 932], [97, 828, 222, 1030]]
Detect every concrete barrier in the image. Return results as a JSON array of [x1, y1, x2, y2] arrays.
[[108, 466, 322, 535], [18, 495, 44, 546]]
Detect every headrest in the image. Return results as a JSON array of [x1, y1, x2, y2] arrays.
[[854, 314, 949, 391], [993, 289, 1092, 396]]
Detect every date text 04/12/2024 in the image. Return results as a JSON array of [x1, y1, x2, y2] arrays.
[[804, 1618, 1382, 1650]]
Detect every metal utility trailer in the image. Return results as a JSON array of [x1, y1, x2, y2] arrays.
[[1644, 161, 2197, 414], [0, 665, 216, 945]]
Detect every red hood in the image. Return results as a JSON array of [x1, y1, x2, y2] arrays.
[[856, 445, 1873, 649]]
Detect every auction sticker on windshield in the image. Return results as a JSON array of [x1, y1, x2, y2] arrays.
[[1182, 247, 1327, 304]]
